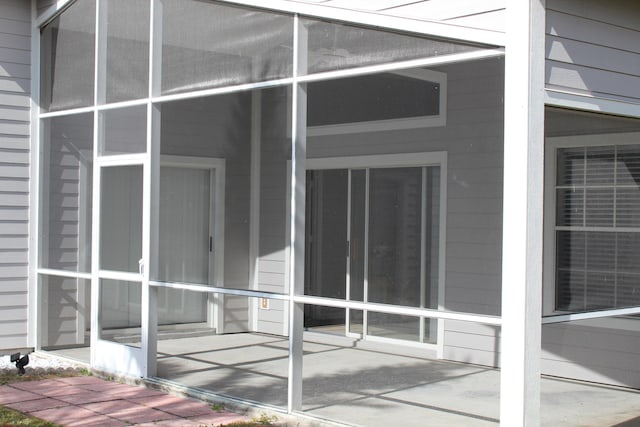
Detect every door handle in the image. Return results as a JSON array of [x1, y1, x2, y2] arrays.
[[138, 258, 144, 276]]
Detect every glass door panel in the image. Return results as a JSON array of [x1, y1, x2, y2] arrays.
[[368, 312, 420, 342], [99, 279, 142, 347], [98, 165, 143, 345], [367, 167, 423, 341], [348, 169, 366, 335], [423, 166, 441, 344], [156, 166, 212, 326], [304, 169, 348, 329], [368, 167, 423, 307], [349, 169, 366, 302], [100, 166, 143, 272]]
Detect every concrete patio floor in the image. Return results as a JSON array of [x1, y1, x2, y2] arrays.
[[47, 333, 640, 426]]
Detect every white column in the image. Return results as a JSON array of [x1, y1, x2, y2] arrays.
[[28, 0, 41, 350], [287, 15, 307, 413], [144, 0, 162, 377], [500, 0, 545, 426]]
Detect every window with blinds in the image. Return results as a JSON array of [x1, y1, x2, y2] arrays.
[[555, 144, 640, 311]]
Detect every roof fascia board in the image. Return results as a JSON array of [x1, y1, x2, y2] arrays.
[[217, 0, 505, 47]]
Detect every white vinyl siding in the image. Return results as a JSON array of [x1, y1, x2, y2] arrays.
[[0, 0, 31, 350], [542, 319, 640, 389], [546, 0, 640, 103]]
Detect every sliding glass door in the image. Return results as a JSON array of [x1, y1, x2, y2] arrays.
[[305, 161, 442, 344]]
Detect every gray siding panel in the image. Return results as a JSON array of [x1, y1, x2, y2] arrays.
[[0, 0, 30, 350], [542, 322, 640, 388], [1, 1, 31, 23], [547, 0, 640, 32], [546, 0, 640, 103]]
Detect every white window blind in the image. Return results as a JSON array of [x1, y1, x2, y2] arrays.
[[555, 144, 640, 311]]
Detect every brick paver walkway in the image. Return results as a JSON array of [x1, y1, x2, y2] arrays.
[[0, 376, 250, 426]]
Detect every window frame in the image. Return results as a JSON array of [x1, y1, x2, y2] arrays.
[[307, 68, 447, 137], [543, 131, 640, 316]]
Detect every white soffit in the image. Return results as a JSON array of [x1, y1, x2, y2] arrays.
[[385, 0, 504, 21], [322, 0, 418, 10], [221, 0, 505, 46]]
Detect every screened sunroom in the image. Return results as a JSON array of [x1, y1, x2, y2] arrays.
[[30, 0, 640, 426]]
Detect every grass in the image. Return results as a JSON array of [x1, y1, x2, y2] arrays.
[[0, 369, 86, 386], [0, 406, 61, 427], [222, 412, 278, 426]]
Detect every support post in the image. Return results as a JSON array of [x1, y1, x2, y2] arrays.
[[500, 0, 545, 426], [287, 15, 307, 413]]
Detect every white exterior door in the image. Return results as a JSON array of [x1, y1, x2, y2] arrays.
[[92, 160, 147, 376]]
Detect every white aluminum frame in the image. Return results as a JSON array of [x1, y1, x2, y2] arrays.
[[92, 157, 147, 377], [29, 1, 41, 350], [32, 0, 508, 422]]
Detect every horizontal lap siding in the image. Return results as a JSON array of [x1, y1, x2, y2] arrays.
[[0, 0, 31, 350], [256, 91, 289, 336], [542, 322, 640, 388], [546, 0, 640, 103]]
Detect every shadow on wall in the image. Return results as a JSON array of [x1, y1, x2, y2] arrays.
[[546, 0, 640, 103]]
